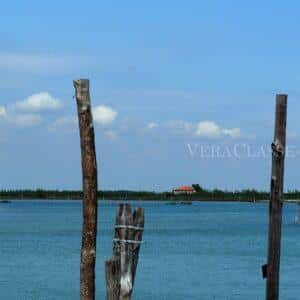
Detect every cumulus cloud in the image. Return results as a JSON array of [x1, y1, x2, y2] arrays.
[[15, 92, 62, 112], [48, 116, 77, 132], [93, 105, 117, 126], [147, 122, 158, 129], [195, 121, 241, 138], [222, 128, 241, 138], [196, 121, 221, 138], [0, 104, 41, 127]]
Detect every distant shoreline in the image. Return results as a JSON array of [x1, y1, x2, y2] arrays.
[[2, 199, 300, 204], [0, 189, 300, 202]]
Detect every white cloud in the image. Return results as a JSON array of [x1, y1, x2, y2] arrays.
[[195, 121, 241, 138], [0, 104, 41, 127], [48, 116, 77, 132], [196, 121, 221, 138], [0, 106, 6, 117], [93, 105, 118, 126], [222, 128, 241, 138], [8, 113, 42, 127], [147, 122, 158, 129], [15, 92, 62, 112]]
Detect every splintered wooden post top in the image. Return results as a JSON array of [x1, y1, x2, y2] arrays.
[[73, 79, 90, 88], [274, 94, 287, 148], [73, 79, 91, 112], [276, 93, 288, 99], [276, 94, 287, 108]]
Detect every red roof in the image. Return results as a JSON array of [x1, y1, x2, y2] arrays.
[[174, 186, 194, 191]]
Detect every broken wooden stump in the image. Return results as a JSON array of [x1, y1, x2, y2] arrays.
[[105, 258, 120, 300], [106, 204, 144, 300]]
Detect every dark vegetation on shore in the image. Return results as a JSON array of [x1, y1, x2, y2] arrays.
[[0, 185, 300, 201]]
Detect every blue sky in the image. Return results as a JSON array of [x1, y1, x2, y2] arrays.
[[1, 1, 300, 191]]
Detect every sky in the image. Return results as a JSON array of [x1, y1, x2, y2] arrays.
[[1, 1, 300, 191]]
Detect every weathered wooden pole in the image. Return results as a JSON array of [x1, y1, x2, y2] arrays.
[[74, 79, 98, 300], [265, 94, 287, 300], [105, 204, 144, 300]]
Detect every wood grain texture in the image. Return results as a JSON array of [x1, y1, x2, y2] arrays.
[[74, 79, 98, 300], [105, 258, 120, 300], [106, 204, 144, 300], [266, 94, 287, 300]]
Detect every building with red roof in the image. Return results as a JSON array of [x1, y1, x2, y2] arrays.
[[172, 185, 196, 195]]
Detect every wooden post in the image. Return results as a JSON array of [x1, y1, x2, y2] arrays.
[[105, 258, 120, 300], [105, 204, 144, 300], [265, 94, 287, 300], [74, 79, 98, 300]]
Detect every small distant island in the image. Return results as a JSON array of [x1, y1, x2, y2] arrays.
[[1, 184, 300, 202]]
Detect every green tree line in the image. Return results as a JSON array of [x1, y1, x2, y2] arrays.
[[0, 186, 300, 201]]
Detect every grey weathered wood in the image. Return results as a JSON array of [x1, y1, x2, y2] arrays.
[[131, 208, 144, 286], [266, 94, 287, 300], [105, 258, 120, 300], [105, 204, 144, 300], [117, 204, 133, 300], [74, 79, 98, 300]]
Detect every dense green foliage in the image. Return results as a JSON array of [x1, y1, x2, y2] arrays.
[[1, 186, 300, 201]]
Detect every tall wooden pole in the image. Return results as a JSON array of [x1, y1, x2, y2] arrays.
[[74, 79, 98, 300], [266, 94, 287, 300]]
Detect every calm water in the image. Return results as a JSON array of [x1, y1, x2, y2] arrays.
[[0, 200, 299, 299]]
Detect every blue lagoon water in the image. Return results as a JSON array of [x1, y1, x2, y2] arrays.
[[0, 200, 299, 299]]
